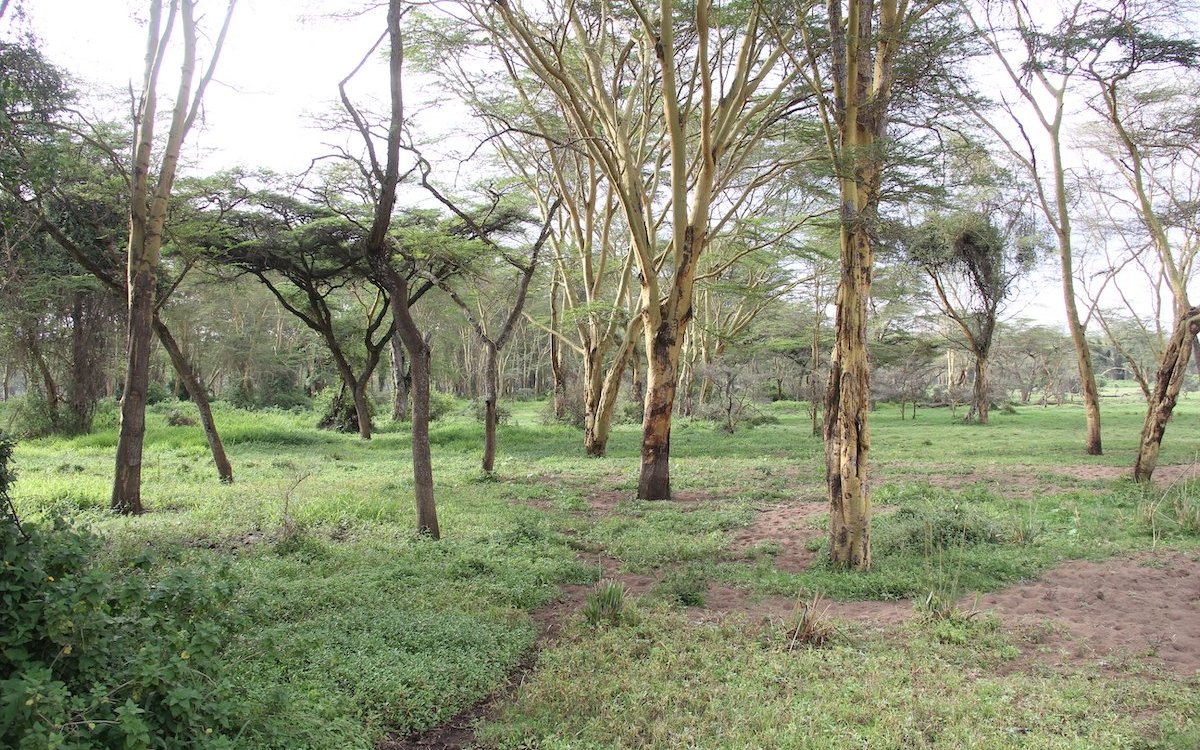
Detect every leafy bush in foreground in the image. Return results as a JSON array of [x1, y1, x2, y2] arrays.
[[0, 519, 240, 748]]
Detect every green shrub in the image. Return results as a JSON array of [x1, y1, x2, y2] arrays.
[[428, 390, 462, 422], [582, 580, 629, 628], [0, 519, 242, 748], [166, 407, 199, 427], [145, 380, 173, 405], [655, 567, 709, 607], [91, 399, 119, 431], [874, 502, 1010, 556], [2, 393, 58, 438], [471, 398, 512, 425]]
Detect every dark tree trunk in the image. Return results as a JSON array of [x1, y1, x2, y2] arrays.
[[1134, 307, 1200, 483], [967, 354, 990, 425], [482, 342, 499, 473], [550, 286, 567, 420], [66, 292, 104, 433], [113, 265, 155, 515], [26, 332, 60, 430], [638, 322, 680, 500], [391, 327, 410, 421], [153, 315, 233, 483]]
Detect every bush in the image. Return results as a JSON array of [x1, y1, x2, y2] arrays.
[[582, 580, 629, 628], [874, 502, 1011, 556], [427, 390, 462, 422], [145, 380, 173, 405], [91, 398, 119, 431], [0, 519, 242, 748], [471, 398, 511, 425], [314, 386, 369, 433], [1, 393, 58, 438], [165, 408, 199, 427]]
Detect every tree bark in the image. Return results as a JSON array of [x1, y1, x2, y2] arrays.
[[482, 342, 499, 473], [113, 256, 156, 514], [968, 355, 990, 425], [1134, 308, 1200, 483], [390, 328, 410, 421], [25, 332, 60, 430], [112, 0, 234, 514], [638, 318, 683, 500], [825, 224, 872, 570], [153, 315, 233, 483], [549, 282, 567, 420]]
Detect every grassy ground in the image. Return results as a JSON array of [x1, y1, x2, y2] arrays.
[[6, 392, 1200, 748]]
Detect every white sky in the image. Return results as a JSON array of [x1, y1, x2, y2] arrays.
[[24, 0, 429, 175]]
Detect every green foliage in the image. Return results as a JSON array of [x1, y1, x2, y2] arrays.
[[582, 580, 628, 628], [0, 520, 241, 748], [145, 380, 173, 406], [2, 393, 57, 438], [654, 566, 709, 607], [427, 390, 463, 422], [471, 398, 511, 425], [874, 500, 1014, 556], [1137, 481, 1200, 538]]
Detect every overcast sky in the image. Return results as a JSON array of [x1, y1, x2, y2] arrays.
[[23, 0, 1194, 332]]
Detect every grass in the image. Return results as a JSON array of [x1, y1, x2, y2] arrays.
[[6, 393, 1200, 747]]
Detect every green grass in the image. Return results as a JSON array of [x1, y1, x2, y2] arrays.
[[478, 607, 1200, 750], [6, 393, 1200, 748]]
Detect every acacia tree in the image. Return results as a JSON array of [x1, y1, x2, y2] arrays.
[[963, 0, 1110, 455], [1080, 15, 1200, 481], [413, 175, 560, 472], [348, 0, 441, 536], [112, 0, 236, 514], [910, 210, 1035, 423], [476, 0, 807, 499], [795, 0, 945, 569]]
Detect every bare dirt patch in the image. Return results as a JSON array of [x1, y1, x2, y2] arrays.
[[700, 552, 1200, 676], [977, 552, 1200, 675], [1052, 462, 1200, 486], [726, 502, 827, 572]]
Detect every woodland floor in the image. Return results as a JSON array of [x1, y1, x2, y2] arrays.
[[388, 460, 1200, 749]]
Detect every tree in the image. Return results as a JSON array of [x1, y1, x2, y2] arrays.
[[963, 0, 1111, 455], [798, 0, 946, 569], [477, 0, 808, 500], [351, 0, 440, 536], [0, 19, 234, 485], [112, 0, 236, 514], [910, 209, 1036, 423], [1079, 11, 1200, 481], [415, 178, 560, 473]]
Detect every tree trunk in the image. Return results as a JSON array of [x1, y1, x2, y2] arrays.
[[482, 342, 499, 473], [112, 264, 155, 515], [550, 283, 568, 420], [968, 354, 990, 425], [408, 334, 440, 536], [1134, 308, 1200, 482], [638, 321, 681, 500], [582, 346, 607, 456], [390, 328, 410, 421], [825, 224, 872, 570], [26, 332, 60, 430], [153, 315, 233, 483], [352, 379, 372, 440]]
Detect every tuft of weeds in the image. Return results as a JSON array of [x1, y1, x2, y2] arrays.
[[784, 593, 839, 649], [655, 566, 710, 607], [582, 579, 629, 628], [1137, 480, 1200, 540]]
